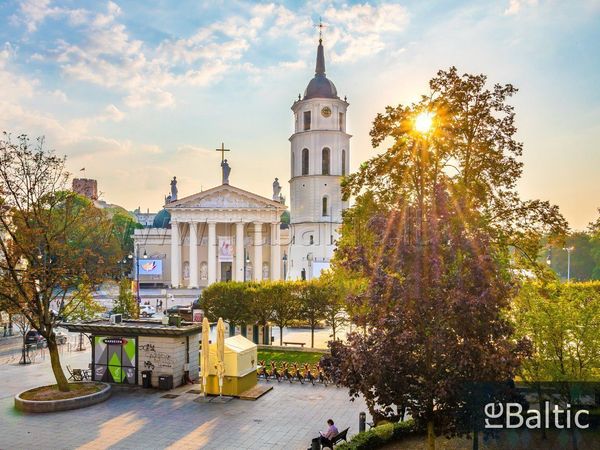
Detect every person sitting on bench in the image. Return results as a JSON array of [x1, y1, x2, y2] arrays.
[[309, 419, 338, 449]]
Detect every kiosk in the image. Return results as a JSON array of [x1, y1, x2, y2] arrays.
[[62, 319, 200, 389], [204, 334, 258, 396]]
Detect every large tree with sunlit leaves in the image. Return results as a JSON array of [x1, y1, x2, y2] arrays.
[[328, 68, 567, 449]]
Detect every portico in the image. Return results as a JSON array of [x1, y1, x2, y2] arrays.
[[134, 184, 288, 289]]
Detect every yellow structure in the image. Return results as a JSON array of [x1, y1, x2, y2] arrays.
[[203, 335, 257, 396]]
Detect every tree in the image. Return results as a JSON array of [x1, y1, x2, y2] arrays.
[[329, 68, 566, 449], [589, 208, 600, 279], [342, 67, 567, 271], [249, 281, 276, 334], [514, 281, 600, 382], [331, 190, 529, 448], [271, 281, 299, 346], [111, 211, 143, 256], [61, 277, 104, 321], [298, 280, 328, 348], [113, 278, 137, 319], [513, 281, 600, 448], [317, 271, 350, 341], [199, 281, 252, 332], [0, 134, 121, 391]]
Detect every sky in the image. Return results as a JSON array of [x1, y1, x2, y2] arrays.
[[0, 0, 599, 230]]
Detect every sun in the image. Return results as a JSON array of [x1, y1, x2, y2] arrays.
[[414, 111, 434, 134]]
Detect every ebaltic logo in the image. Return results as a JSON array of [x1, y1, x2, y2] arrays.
[[484, 402, 589, 429]]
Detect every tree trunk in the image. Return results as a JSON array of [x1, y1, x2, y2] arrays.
[[280, 325, 284, 346], [427, 421, 435, 450], [310, 323, 315, 348], [332, 322, 336, 341], [47, 336, 70, 392]]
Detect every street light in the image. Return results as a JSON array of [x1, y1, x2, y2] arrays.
[[243, 248, 250, 281], [282, 252, 288, 280], [563, 246, 574, 282]]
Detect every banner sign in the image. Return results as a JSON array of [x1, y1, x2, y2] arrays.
[[218, 237, 233, 262], [102, 337, 128, 345], [138, 259, 162, 275]]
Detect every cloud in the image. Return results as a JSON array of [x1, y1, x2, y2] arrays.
[[42, 1, 409, 109], [323, 3, 409, 62], [13, 0, 89, 32], [504, 0, 539, 15]]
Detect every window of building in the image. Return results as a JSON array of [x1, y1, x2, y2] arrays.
[[322, 147, 330, 175], [302, 148, 309, 175], [303, 111, 311, 131], [322, 196, 329, 216], [330, 234, 334, 245], [339, 112, 344, 131], [342, 149, 346, 176]]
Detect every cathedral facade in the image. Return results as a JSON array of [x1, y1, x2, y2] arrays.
[[132, 37, 349, 289]]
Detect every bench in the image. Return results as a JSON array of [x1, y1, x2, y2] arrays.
[[323, 428, 349, 449], [283, 341, 305, 347]]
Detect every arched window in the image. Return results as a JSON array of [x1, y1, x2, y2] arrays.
[[322, 147, 330, 175], [342, 149, 346, 176], [322, 196, 329, 216], [302, 148, 309, 175]]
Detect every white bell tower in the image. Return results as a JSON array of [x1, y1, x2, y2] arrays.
[[288, 37, 350, 280]]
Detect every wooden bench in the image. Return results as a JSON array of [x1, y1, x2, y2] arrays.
[[283, 341, 305, 347]]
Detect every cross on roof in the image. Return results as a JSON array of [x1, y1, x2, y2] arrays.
[[316, 17, 327, 41], [215, 142, 230, 162]]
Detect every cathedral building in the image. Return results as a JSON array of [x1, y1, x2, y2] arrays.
[[132, 37, 349, 290]]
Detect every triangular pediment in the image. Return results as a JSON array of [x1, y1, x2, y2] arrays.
[[165, 184, 285, 210]]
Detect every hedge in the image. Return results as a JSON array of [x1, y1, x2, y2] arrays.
[[336, 419, 416, 450]]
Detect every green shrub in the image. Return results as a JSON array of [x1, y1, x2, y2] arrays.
[[336, 420, 415, 450]]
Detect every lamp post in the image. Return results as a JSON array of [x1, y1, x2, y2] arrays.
[[134, 244, 147, 307], [563, 246, 574, 282], [282, 252, 288, 280], [243, 248, 250, 281]]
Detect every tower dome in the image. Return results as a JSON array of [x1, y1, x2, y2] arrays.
[[303, 39, 338, 100]]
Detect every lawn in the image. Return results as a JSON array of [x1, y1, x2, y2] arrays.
[[257, 349, 325, 365]]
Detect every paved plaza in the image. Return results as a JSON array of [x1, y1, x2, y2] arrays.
[[0, 339, 369, 450]]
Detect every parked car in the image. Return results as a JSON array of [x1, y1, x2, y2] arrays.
[[139, 304, 156, 318], [166, 304, 191, 315], [166, 304, 201, 322], [25, 330, 47, 347]]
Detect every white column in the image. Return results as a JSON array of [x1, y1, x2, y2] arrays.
[[253, 222, 262, 281], [170, 221, 180, 288], [235, 222, 245, 282], [207, 221, 217, 285], [270, 222, 281, 280], [189, 221, 198, 288]]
